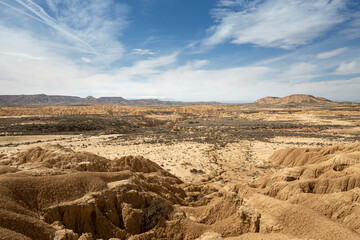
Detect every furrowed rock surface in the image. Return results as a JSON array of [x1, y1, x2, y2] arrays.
[[1, 143, 360, 239]]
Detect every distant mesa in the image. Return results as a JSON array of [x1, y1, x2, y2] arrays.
[[0, 94, 219, 106], [255, 94, 332, 105], [0, 94, 176, 106]]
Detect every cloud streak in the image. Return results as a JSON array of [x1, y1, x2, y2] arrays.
[[13, 0, 100, 57], [336, 60, 360, 75], [0, 0, 48, 24], [316, 47, 348, 59], [132, 49, 156, 56], [0, 0, 129, 65], [202, 0, 347, 49], [282, 62, 318, 82]]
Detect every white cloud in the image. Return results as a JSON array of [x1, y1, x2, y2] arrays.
[[0, 51, 42, 61], [316, 47, 348, 59], [177, 60, 209, 71], [81, 57, 91, 63], [117, 53, 178, 76], [137, 96, 162, 99], [293, 78, 360, 101], [285, 62, 317, 76], [336, 60, 360, 75], [217, 0, 243, 7], [0, 26, 273, 101], [203, 0, 347, 49], [0, 0, 129, 64], [132, 49, 156, 55], [282, 62, 317, 82], [0, 24, 95, 95], [1, 30, 359, 102], [105, 60, 272, 101], [0, 25, 48, 63], [340, 12, 360, 40]]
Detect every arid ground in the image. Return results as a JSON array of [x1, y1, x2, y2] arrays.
[[0, 103, 359, 239]]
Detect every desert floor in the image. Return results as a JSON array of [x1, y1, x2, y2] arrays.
[[0, 104, 359, 239]]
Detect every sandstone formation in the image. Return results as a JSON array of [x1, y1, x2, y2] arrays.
[[1, 143, 360, 239], [255, 94, 332, 104], [246, 143, 360, 236], [0, 145, 260, 240]]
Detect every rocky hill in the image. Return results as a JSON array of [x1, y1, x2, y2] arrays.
[[255, 94, 332, 105]]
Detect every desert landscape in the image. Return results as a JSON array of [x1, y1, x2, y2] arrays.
[[0, 94, 359, 239], [2, 0, 360, 239]]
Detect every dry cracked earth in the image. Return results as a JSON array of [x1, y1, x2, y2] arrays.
[[0, 103, 359, 240]]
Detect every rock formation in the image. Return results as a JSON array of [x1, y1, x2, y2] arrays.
[[1, 143, 360, 239], [255, 94, 332, 104], [0, 145, 261, 240]]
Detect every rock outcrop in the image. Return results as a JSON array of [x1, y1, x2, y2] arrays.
[[246, 142, 360, 237], [0, 145, 261, 240], [1, 143, 360, 239], [255, 94, 332, 104]]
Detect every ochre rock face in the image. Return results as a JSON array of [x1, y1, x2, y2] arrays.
[[255, 94, 332, 104], [249, 143, 360, 235], [0, 145, 261, 240]]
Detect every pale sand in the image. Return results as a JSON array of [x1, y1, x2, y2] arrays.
[[1, 133, 355, 183]]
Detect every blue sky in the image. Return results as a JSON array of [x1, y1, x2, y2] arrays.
[[0, 0, 360, 102]]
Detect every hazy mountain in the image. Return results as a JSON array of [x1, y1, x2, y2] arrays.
[[0, 94, 219, 106]]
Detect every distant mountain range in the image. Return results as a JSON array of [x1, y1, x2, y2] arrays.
[[0, 94, 218, 106], [0, 94, 347, 106], [254, 94, 332, 105]]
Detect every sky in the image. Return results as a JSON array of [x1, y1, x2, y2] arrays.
[[0, 0, 360, 102]]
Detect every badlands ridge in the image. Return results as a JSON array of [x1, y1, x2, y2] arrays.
[[0, 142, 359, 239]]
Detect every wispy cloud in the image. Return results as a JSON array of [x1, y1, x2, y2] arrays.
[[0, 0, 48, 24], [0, 0, 129, 65], [336, 60, 360, 75], [12, 0, 100, 57], [112, 53, 179, 79], [80, 57, 91, 63], [128, 53, 178, 73], [0, 28, 358, 102], [316, 47, 348, 59], [340, 12, 360, 40], [105, 61, 272, 101], [0, 30, 272, 101], [292, 78, 360, 101], [282, 62, 318, 82], [202, 0, 347, 49], [132, 49, 156, 56], [0, 51, 42, 61]]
